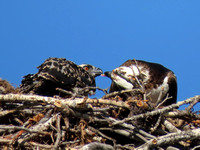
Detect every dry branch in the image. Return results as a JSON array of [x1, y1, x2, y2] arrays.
[[112, 95, 200, 126], [0, 125, 48, 135], [0, 93, 130, 109], [0, 93, 200, 149], [136, 128, 200, 150]]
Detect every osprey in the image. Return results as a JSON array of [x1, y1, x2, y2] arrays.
[[20, 57, 103, 97], [104, 59, 177, 106]]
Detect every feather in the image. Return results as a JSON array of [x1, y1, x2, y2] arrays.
[[105, 59, 177, 106], [20, 57, 102, 97]]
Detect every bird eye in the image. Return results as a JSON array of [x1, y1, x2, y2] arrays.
[[84, 67, 89, 71]]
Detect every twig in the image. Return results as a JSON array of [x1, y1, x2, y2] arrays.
[[112, 96, 200, 126], [84, 98, 130, 109], [80, 142, 114, 150], [100, 128, 148, 143], [53, 114, 62, 149], [0, 109, 16, 117], [163, 120, 180, 133], [0, 94, 130, 109], [61, 140, 81, 145], [0, 138, 12, 143], [102, 89, 142, 99], [28, 141, 53, 149], [0, 125, 48, 135], [18, 113, 58, 146], [156, 94, 172, 108], [56, 87, 73, 95], [133, 59, 145, 91], [163, 120, 190, 147], [150, 115, 162, 133], [57, 86, 108, 97], [136, 128, 200, 150], [84, 86, 108, 94], [186, 96, 200, 112], [88, 126, 116, 146], [155, 90, 164, 106], [192, 145, 200, 150], [107, 117, 156, 140], [164, 110, 200, 120]]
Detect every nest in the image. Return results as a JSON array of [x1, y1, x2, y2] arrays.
[[0, 80, 200, 150]]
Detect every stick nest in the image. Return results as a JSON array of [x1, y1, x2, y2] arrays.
[[0, 84, 200, 150]]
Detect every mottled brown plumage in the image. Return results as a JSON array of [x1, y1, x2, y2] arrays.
[[20, 57, 102, 97]]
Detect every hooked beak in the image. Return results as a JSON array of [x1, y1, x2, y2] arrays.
[[93, 67, 103, 77], [103, 71, 112, 79]]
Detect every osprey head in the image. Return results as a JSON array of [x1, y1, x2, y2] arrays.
[[104, 67, 135, 90], [79, 64, 103, 77]]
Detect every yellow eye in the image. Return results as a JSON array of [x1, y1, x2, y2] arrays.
[[85, 67, 89, 71]]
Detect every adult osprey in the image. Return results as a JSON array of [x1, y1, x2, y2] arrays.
[[104, 59, 177, 106], [20, 57, 103, 97]]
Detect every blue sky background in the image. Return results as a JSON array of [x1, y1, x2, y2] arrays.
[[0, 1, 200, 109]]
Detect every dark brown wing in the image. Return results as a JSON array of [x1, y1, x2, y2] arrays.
[[37, 58, 79, 86], [164, 72, 177, 105], [37, 57, 95, 88], [20, 74, 35, 94], [109, 82, 120, 93]]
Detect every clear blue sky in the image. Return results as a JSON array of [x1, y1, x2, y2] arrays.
[[0, 1, 200, 106]]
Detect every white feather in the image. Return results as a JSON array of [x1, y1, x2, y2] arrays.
[[111, 66, 139, 89], [150, 76, 169, 101]]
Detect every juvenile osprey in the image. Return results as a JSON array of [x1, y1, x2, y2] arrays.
[[104, 59, 177, 106], [20, 57, 103, 97]]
